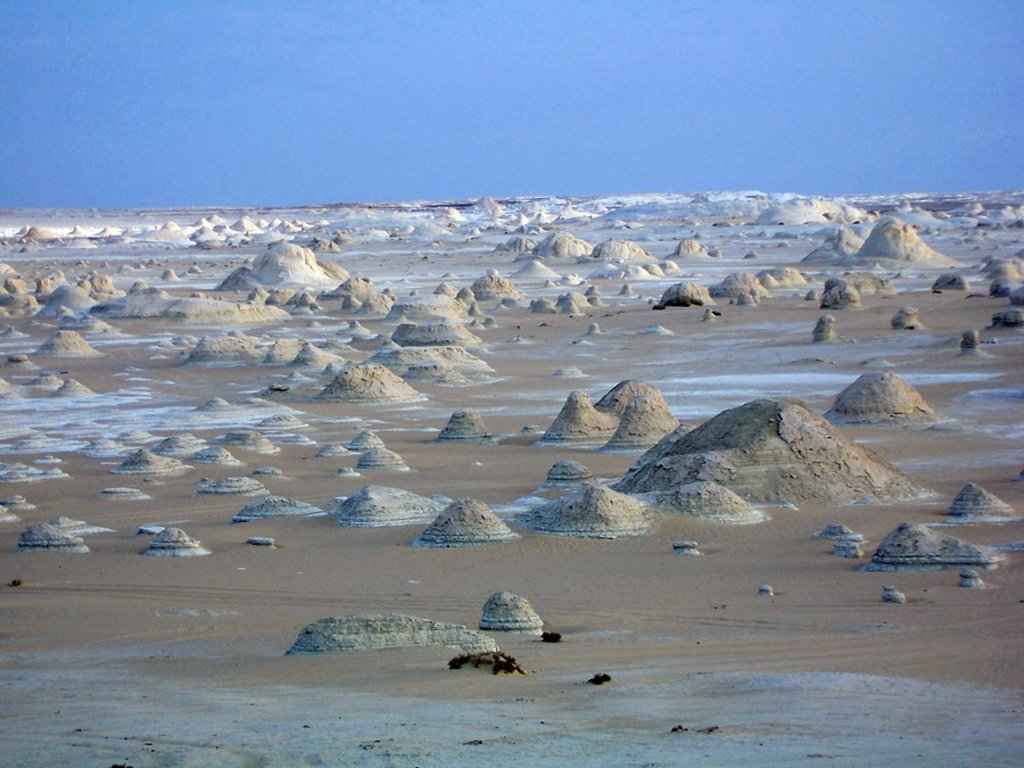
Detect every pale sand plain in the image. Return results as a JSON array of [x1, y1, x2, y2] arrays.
[[0, 193, 1022, 766]]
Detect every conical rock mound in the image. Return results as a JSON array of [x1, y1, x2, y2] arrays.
[[436, 409, 493, 442], [317, 364, 424, 403], [657, 481, 765, 524], [413, 498, 519, 547], [286, 613, 498, 654], [614, 398, 924, 506], [825, 372, 936, 425], [356, 447, 410, 472], [332, 485, 450, 527], [539, 391, 618, 444], [863, 522, 1001, 571], [35, 330, 102, 357], [479, 591, 543, 634], [601, 393, 680, 451], [218, 242, 349, 289], [545, 459, 594, 485], [853, 218, 958, 267], [517, 484, 652, 539], [945, 483, 1014, 517], [111, 448, 190, 475]]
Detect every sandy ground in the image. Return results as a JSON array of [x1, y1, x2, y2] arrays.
[[0, 195, 1022, 766]]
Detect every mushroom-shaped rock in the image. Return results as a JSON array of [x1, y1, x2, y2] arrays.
[[16, 523, 89, 553], [413, 498, 519, 547], [285, 613, 498, 655], [657, 481, 764, 524], [945, 482, 1014, 517], [614, 398, 924, 506], [959, 330, 981, 356], [436, 410, 493, 442], [539, 390, 619, 444], [142, 527, 211, 557], [825, 372, 935, 425], [479, 592, 543, 634], [232, 495, 322, 523], [516, 484, 651, 539], [332, 485, 450, 527], [862, 523, 1001, 571], [317, 364, 424, 403]]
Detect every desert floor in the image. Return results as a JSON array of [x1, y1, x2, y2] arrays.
[[0, 194, 1022, 766]]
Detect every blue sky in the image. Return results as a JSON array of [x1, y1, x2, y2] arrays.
[[1, 1, 1021, 208]]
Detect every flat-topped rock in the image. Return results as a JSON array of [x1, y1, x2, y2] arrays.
[[16, 523, 89, 553], [196, 476, 268, 496], [286, 613, 498, 654], [233, 495, 322, 523], [332, 485, 451, 527]]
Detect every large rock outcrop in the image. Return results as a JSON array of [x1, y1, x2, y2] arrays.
[[614, 398, 924, 506]]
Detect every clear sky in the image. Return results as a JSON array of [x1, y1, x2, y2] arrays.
[[1, 0, 1022, 208]]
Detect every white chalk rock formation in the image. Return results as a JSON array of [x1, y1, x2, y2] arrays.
[[801, 227, 865, 264], [286, 613, 498, 654], [533, 231, 593, 260], [356, 447, 410, 472], [614, 398, 924, 506], [657, 282, 713, 308], [539, 390, 619, 444], [825, 372, 936, 425], [944, 482, 1014, 517], [545, 459, 594, 485], [852, 218, 957, 267], [91, 288, 290, 325], [813, 315, 838, 342], [142, 526, 211, 557], [35, 330, 102, 357], [590, 239, 654, 263], [436, 410, 493, 442], [218, 242, 349, 290], [656, 481, 764, 524], [332, 485, 450, 527], [215, 430, 278, 455], [601, 392, 680, 451], [232, 495, 322, 523], [317, 364, 424, 403], [863, 522, 1001, 571], [479, 591, 543, 634], [196, 476, 267, 496], [152, 434, 207, 458], [517, 484, 652, 539], [16, 523, 89, 553], [110, 449, 190, 475], [391, 320, 482, 348], [413, 498, 519, 547], [185, 334, 264, 365], [470, 272, 524, 302]]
